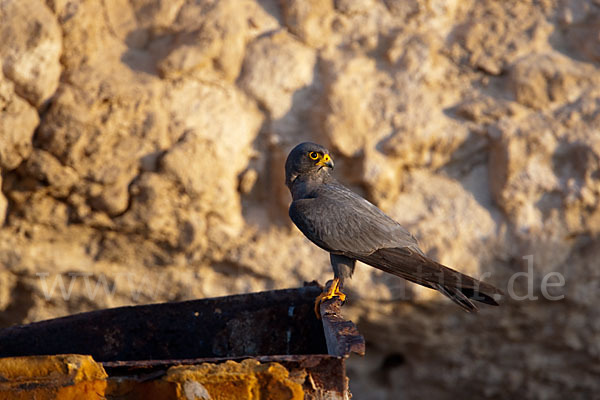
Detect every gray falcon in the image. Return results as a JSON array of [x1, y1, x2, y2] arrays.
[[285, 142, 502, 314]]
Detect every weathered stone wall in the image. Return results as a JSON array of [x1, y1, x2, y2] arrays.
[[1, 0, 599, 398]]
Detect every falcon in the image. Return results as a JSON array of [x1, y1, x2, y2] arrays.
[[284, 142, 502, 315]]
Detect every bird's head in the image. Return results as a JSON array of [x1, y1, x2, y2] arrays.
[[285, 142, 334, 188]]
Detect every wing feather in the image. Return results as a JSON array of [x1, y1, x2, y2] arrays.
[[357, 247, 502, 310], [289, 183, 418, 255]]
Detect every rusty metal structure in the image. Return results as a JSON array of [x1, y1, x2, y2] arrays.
[[0, 283, 364, 399]]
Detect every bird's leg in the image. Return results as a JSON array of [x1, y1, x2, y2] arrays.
[[314, 277, 346, 318]]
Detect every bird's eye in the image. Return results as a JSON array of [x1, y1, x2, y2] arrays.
[[308, 151, 319, 160]]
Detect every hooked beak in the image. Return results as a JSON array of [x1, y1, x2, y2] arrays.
[[316, 154, 334, 169]]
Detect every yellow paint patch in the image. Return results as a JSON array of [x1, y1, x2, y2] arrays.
[[166, 359, 304, 400], [0, 355, 107, 399]]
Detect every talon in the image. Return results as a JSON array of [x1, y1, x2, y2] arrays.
[[314, 278, 346, 318]]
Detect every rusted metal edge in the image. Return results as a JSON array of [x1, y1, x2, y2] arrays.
[[320, 293, 366, 357], [0, 285, 329, 361], [0, 283, 365, 362], [101, 354, 342, 372]]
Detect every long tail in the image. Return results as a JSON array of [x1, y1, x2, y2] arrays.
[[358, 247, 503, 312]]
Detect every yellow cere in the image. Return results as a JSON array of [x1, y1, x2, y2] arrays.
[[315, 153, 332, 167]]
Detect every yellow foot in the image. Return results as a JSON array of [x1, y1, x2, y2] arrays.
[[314, 278, 346, 318]]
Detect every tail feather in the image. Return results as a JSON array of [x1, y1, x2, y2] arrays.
[[357, 247, 502, 312]]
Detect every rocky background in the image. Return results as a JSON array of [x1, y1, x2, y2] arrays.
[[1, 0, 599, 398]]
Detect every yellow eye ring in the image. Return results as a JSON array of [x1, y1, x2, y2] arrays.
[[308, 151, 319, 160]]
